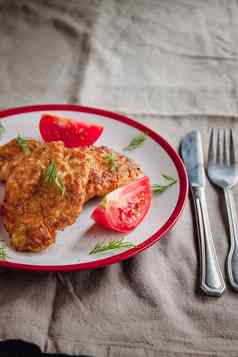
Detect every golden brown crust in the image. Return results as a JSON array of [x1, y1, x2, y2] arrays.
[[83, 146, 143, 201], [0, 140, 142, 253], [2, 141, 91, 252], [0, 139, 42, 181]]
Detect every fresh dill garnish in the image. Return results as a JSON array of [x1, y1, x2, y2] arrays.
[[124, 133, 147, 151], [152, 173, 177, 193], [16, 135, 31, 155], [0, 123, 5, 140], [0, 245, 7, 260], [104, 153, 118, 172], [100, 197, 108, 208], [89, 239, 135, 255], [43, 160, 65, 196]]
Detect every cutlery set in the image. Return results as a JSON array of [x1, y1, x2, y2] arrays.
[[181, 129, 238, 297]]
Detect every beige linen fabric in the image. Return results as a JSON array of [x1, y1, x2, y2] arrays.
[[1, 116, 238, 357], [0, 0, 238, 116], [1, 1, 238, 356]]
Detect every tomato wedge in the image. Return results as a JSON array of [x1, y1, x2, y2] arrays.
[[91, 176, 152, 232], [39, 113, 103, 147]]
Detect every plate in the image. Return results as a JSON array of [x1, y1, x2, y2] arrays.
[[0, 104, 188, 271]]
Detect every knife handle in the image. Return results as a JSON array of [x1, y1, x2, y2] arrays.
[[191, 187, 226, 296]]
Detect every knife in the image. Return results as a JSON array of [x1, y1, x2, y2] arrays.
[[181, 130, 226, 296]]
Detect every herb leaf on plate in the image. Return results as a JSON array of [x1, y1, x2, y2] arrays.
[[0, 245, 7, 260], [0, 123, 5, 140], [16, 135, 31, 155], [124, 133, 147, 151], [89, 239, 135, 255], [152, 173, 177, 194], [43, 160, 65, 196], [104, 153, 118, 172]]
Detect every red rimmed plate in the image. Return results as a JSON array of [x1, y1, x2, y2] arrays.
[[0, 104, 188, 271]]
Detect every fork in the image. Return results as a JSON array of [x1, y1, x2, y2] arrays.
[[207, 128, 238, 291]]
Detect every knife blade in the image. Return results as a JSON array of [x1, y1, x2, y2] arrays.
[[181, 130, 205, 187], [181, 130, 225, 296]]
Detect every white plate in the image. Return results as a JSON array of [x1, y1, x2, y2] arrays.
[[0, 105, 188, 271]]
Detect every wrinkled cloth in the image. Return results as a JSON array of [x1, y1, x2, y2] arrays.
[[0, 1, 238, 357], [1, 0, 238, 116]]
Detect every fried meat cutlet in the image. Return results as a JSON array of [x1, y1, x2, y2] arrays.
[[82, 146, 143, 201], [0, 138, 41, 182], [0, 139, 142, 253], [2, 141, 91, 252]]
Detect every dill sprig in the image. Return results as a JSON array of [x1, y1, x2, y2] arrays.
[[152, 173, 177, 193], [124, 133, 147, 151], [104, 153, 118, 172], [0, 245, 7, 260], [16, 135, 31, 155], [89, 239, 135, 255], [0, 123, 5, 140], [43, 160, 65, 196]]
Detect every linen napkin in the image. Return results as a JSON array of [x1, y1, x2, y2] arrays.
[[0, 0, 237, 116], [1, 1, 238, 356], [1, 116, 238, 357]]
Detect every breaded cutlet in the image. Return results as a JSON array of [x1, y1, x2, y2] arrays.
[[2, 141, 91, 252], [0, 138, 42, 182], [82, 146, 143, 201], [0, 139, 142, 252]]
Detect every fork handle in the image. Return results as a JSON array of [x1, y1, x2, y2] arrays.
[[192, 187, 226, 296], [224, 188, 238, 291]]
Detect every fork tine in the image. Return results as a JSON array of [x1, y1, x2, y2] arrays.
[[223, 129, 229, 166], [216, 128, 222, 165], [208, 128, 215, 164], [230, 129, 235, 164]]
